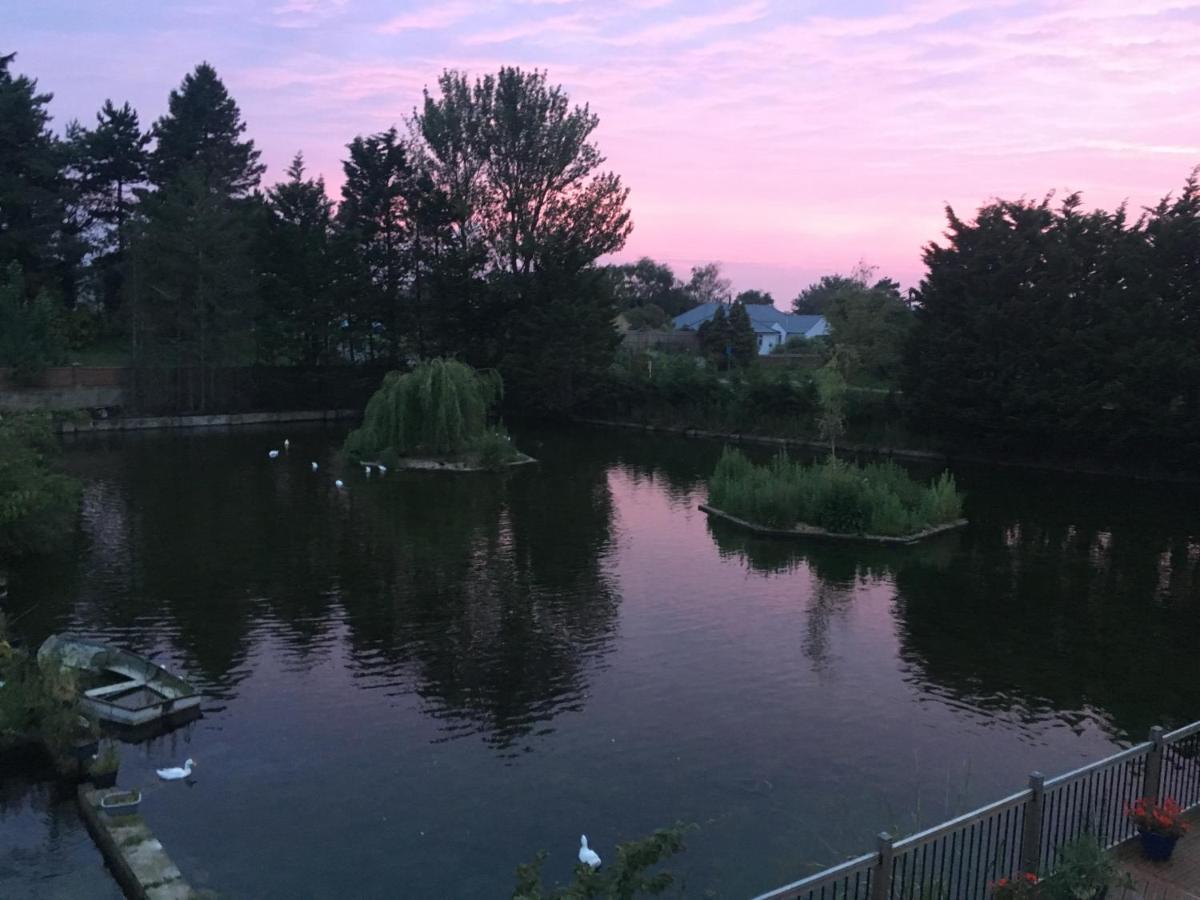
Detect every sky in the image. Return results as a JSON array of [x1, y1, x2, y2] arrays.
[[8, 0, 1200, 301]]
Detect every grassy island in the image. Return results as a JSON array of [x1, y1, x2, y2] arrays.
[[706, 448, 964, 540], [344, 358, 530, 472]]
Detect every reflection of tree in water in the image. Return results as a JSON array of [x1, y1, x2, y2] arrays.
[[893, 469, 1200, 741], [335, 445, 620, 752], [706, 516, 961, 673]]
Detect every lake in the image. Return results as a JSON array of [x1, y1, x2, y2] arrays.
[[2, 423, 1198, 899]]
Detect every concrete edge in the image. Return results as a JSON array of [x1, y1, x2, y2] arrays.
[[58, 409, 360, 434], [77, 785, 198, 900], [698, 503, 969, 545]]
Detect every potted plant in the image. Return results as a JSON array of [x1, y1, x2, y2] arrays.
[[989, 872, 1041, 898], [1125, 796, 1189, 861], [88, 741, 120, 789], [1044, 834, 1132, 899], [99, 789, 141, 817]]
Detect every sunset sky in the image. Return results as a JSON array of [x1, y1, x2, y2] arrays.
[[10, 0, 1200, 301]]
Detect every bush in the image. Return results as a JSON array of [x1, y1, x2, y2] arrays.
[[472, 427, 519, 471], [708, 448, 964, 536], [0, 413, 82, 558]]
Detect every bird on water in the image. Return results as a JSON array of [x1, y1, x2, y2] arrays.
[[157, 758, 195, 781], [579, 835, 601, 869]]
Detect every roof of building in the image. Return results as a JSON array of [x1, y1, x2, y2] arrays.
[[672, 303, 826, 336]]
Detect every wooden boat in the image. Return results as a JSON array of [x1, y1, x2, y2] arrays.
[[37, 634, 201, 728]]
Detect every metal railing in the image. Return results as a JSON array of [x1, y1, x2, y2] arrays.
[[754, 721, 1200, 900]]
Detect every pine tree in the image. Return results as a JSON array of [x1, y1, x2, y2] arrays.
[[128, 171, 257, 410], [69, 100, 150, 311], [260, 153, 337, 364], [336, 128, 413, 362], [0, 53, 70, 300], [726, 301, 757, 367], [149, 62, 264, 196]]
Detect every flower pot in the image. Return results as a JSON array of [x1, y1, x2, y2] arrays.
[[1138, 829, 1180, 862], [99, 790, 141, 817]]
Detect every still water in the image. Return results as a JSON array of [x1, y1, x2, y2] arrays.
[[2, 424, 1198, 899]]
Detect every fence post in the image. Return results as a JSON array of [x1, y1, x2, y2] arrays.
[[1145, 726, 1165, 803], [1021, 771, 1045, 875], [871, 832, 894, 900]]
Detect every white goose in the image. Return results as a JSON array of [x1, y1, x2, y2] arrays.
[[579, 835, 601, 869], [156, 758, 195, 781], [311, 461, 319, 472], [334, 479, 345, 489], [268, 450, 280, 459]]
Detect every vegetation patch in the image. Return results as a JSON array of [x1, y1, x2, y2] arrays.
[[706, 448, 964, 539], [0, 413, 82, 559], [344, 359, 527, 471]]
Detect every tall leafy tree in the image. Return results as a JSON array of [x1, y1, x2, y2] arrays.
[[415, 67, 632, 411], [792, 274, 864, 315], [259, 153, 337, 364], [149, 62, 264, 195], [605, 257, 692, 319], [69, 100, 150, 311], [0, 53, 71, 301], [686, 262, 731, 305]]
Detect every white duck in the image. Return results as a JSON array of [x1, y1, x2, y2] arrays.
[[334, 479, 345, 489], [156, 758, 195, 781], [311, 461, 319, 472], [268, 450, 280, 459], [579, 835, 601, 869], [283, 438, 290, 450], [376, 464, 388, 475], [364, 465, 372, 478]]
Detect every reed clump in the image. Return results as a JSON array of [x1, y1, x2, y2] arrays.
[[708, 448, 963, 536]]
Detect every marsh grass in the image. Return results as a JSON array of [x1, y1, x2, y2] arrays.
[[708, 448, 963, 536]]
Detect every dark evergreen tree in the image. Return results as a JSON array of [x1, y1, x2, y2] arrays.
[[697, 303, 731, 365], [149, 62, 264, 196], [0, 53, 71, 301], [128, 170, 257, 410], [336, 128, 413, 363], [69, 100, 150, 311], [902, 184, 1200, 467], [726, 300, 757, 367], [259, 153, 337, 364]]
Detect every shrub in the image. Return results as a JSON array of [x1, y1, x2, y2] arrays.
[[472, 428, 518, 471], [0, 413, 82, 558], [708, 448, 964, 536]]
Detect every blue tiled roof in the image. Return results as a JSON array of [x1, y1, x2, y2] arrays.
[[672, 303, 826, 337]]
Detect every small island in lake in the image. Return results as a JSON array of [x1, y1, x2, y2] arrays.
[[344, 358, 534, 472], [703, 448, 966, 544]]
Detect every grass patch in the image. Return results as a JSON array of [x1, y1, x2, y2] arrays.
[[707, 448, 963, 536]]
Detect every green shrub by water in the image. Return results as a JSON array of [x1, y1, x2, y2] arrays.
[[345, 358, 518, 463], [0, 413, 81, 559], [708, 448, 963, 536]]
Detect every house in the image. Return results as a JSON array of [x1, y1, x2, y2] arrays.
[[672, 303, 829, 355]]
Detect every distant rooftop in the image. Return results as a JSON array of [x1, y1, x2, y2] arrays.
[[672, 302, 826, 337]]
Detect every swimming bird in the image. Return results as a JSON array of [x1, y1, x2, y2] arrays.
[[334, 479, 345, 489], [268, 450, 280, 459], [311, 461, 319, 472], [376, 464, 388, 475], [579, 835, 601, 869], [283, 438, 290, 450], [364, 465, 372, 477], [156, 758, 195, 781]]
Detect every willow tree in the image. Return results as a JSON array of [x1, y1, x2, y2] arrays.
[[344, 358, 505, 459]]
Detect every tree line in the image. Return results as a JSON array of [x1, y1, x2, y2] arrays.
[[0, 55, 632, 412]]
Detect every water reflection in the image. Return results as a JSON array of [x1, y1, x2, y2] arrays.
[[12, 425, 620, 753], [894, 469, 1200, 741]]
